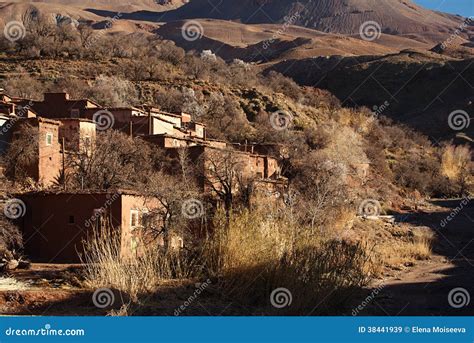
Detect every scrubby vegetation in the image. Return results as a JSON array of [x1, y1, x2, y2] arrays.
[[0, 16, 472, 315]]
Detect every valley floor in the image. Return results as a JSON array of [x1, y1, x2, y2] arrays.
[[0, 199, 472, 316]]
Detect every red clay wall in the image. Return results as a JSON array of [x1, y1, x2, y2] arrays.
[[37, 121, 62, 187], [18, 193, 122, 263], [59, 119, 96, 151], [18, 193, 163, 263]]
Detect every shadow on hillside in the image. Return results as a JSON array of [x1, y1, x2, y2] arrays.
[[268, 56, 474, 143], [85, 3, 210, 23], [85, 9, 163, 22], [0, 289, 100, 316], [85, 0, 268, 23], [358, 199, 474, 316]]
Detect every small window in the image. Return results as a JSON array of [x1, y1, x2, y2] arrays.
[[71, 109, 80, 118], [130, 210, 140, 229], [68, 215, 75, 225], [46, 133, 53, 146]]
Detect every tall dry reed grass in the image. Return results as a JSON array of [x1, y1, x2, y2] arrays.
[[81, 207, 428, 314], [201, 208, 375, 314], [81, 221, 198, 301]]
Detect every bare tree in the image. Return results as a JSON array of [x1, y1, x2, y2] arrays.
[[77, 24, 95, 49], [291, 152, 348, 231], [199, 148, 251, 220], [144, 173, 198, 249], [144, 149, 199, 249], [2, 124, 39, 186], [65, 131, 151, 190]]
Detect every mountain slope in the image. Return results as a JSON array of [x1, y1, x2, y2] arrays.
[[268, 50, 474, 142], [113, 0, 467, 43]]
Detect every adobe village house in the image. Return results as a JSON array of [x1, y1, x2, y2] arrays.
[[0, 91, 290, 262], [16, 191, 168, 263]]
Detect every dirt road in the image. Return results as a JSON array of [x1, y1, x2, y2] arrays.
[[366, 198, 474, 316]]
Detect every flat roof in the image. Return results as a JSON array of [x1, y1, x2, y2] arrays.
[[43, 93, 101, 108], [23, 117, 62, 125], [17, 189, 146, 197], [56, 118, 96, 124], [105, 107, 145, 112]]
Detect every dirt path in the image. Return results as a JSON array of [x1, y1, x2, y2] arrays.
[[367, 198, 474, 316]]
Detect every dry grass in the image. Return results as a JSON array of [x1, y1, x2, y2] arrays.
[[202, 208, 374, 314], [370, 225, 434, 273], [81, 207, 434, 314], [81, 222, 197, 302], [404, 229, 433, 260], [441, 144, 471, 180]]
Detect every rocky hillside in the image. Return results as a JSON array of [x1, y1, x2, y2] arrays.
[[268, 50, 474, 143]]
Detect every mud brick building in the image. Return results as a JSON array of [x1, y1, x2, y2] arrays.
[[58, 118, 97, 151], [81, 105, 206, 139], [6, 117, 63, 186], [0, 91, 284, 190], [30, 92, 100, 119], [4, 117, 98, 187], [5, 91, 207, 143], [1, 91, 287, 263], [0, 92, 37, 118], [17, 191, 165, 263], [164, 145, 283, 193]]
